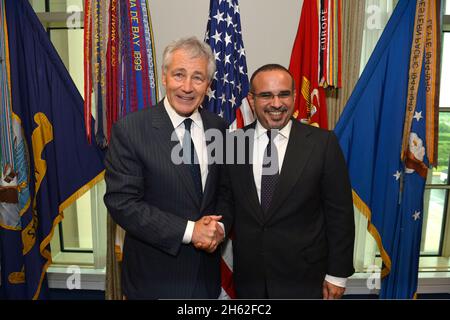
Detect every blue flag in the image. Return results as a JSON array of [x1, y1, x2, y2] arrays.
[[0, 0, 105, 299], [334, 0, 440, 299]]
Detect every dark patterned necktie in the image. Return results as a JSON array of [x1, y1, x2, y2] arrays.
[[183, 118, 203, 200], [261, 130, 279, 215]]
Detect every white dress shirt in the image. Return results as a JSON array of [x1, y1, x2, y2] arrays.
[[252, 119, 347, 289], [164, 99, 224, 245], [164, 98, 208, 189], [252, 120, 291, 202]]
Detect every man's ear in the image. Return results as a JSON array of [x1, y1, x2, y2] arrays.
[[161, 69, 167, 87], [247, 93, 255, 112]]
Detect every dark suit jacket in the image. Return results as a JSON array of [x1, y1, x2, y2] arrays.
[[218, 120, 355, 299], [104, 101, 227, 299]]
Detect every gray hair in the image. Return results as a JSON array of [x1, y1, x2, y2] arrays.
[[162, 36, 216, 81]]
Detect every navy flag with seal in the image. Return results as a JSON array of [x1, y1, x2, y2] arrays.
[[0, 0, 105, 300]]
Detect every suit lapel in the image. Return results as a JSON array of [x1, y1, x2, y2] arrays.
[[265, 121, 314, 221], [151, 102, 201, 207], [239, 123, 265, 224], [240, 161, 265, 225]]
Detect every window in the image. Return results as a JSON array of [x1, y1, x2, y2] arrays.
[[421, 14, 450, 265], [30, 1, 106, 273], [422, 4, 449, 263], [30, 0, 84, 12], [48, 28, 84, 99], [354, 0, 398, 274]]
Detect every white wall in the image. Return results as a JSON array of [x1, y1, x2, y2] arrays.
[[150, 0, 303, 94]]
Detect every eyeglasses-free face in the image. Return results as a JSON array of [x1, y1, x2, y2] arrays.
[[162, 49, 210, 117]]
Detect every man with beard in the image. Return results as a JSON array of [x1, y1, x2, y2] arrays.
[[217, 64, 355, 299]]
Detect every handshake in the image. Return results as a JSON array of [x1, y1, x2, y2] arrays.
[[191, 215, 225, 253]]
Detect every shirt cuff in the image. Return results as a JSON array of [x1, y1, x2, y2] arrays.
[[325, 274, 347, 288], [182, 220, 195, 244]]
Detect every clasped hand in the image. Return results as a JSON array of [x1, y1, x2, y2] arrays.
[[191, 215, 224, 253]]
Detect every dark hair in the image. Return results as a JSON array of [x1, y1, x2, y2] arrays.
[[249, 64, 295, 92]]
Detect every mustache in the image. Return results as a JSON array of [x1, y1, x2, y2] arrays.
[[265, 106, 288, 112]]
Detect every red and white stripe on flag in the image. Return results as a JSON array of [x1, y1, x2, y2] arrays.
[[203, 0, 255, 298]]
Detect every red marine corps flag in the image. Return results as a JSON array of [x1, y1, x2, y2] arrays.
[[289, 0, 342, 129]]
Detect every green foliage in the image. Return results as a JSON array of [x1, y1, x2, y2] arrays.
[[438, 114, 450, 170]]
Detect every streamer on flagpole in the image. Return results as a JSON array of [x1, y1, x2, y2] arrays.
[[84, 0, 159, 146]]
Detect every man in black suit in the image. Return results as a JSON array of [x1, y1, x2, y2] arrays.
[[104, 37, 226, 299], [217, 64, 355, 299]]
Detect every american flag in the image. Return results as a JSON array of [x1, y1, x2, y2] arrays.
[[203, 0, 254, 299], [204, 0, 254, 129]]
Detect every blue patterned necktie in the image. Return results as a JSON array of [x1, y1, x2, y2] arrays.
[[183, 118, 203, 200], [261, 130, 279, 215]]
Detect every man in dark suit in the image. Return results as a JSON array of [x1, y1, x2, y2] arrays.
[[104, 37, 226, 299], [217, 64, 355, 299]]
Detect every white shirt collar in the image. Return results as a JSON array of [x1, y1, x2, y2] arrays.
[[164, 97, 203, 129], [255, 119, 292, 140]]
